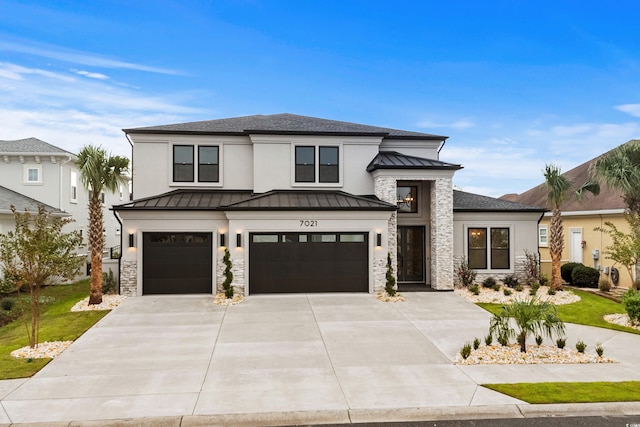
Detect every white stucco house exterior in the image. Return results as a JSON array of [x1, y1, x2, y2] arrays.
[[114, 114, 545, 296], [0, 138, 129, 258]]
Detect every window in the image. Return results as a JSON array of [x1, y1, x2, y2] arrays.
[[198, 146, 219, 182], [468, 227, 511, 270], [295, 146, 315, 182], [173, 145, 219, 183], [70, 171, 78, 202], [173, 145, 194, 182], [294, 145, 340, 184], [24, 165, 42, 184], [319, 146, 339, 183], [397, 186, 418, 213], [538, 225, 548, 246]]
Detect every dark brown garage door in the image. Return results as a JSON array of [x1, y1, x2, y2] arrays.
[[143, 232, 212, 294], [249, 232, 368, 294]]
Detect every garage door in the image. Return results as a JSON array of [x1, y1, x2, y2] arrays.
[[249, 232, 368, 294], [143, 232, 212, 294]]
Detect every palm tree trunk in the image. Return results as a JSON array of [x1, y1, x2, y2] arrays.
[[88, 195, 104, 305], [549, 207, 564, 290]]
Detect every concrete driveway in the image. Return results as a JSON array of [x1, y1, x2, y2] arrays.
[[2, 292, 640, 425]]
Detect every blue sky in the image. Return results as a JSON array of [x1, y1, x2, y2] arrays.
[[2, 1, 640, 197]]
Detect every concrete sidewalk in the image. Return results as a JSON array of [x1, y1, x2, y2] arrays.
[[1, 292, 640, 426]]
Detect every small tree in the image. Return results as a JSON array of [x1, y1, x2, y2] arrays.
[[521, 250, 540, 286], [0, 206, 83, 348], [489, 297, 565, 353], [222, 248, 234, 298], [385, 252, 397, 296], [596, 212, 640, 288], [456, 258, 476, 287]]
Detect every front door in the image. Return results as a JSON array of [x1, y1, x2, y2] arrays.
[[397, 226, 426, 283]]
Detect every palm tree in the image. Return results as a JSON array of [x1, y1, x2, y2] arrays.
[[543, 164, 600, 290], [76, 146, 129, 305], [489, 297, 566, 353], [590, 140, 640, 215]]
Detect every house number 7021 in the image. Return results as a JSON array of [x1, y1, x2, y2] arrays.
[[300, 220, 318, 227]]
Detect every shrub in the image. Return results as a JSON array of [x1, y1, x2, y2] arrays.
[[576, 340, 587, 353], [596, 343, 604, 357], [598, 277, 612, 292], [456, 258, 476, 287], [492, 283, 501, 292], [547, 287, 556, 296], [1, 297, 14, 311], [503, 288, 513, 296], [538, 275, 550, 287], [556, 338, 566, 349], [222, 248, 234, 298], [470, 284, 480, 295], [623, 289, 640, 324], [561, 262, 583, 285], [102, 269, 116, 294], [529, 287, 538, 296], [460, 343, 472, 359], [473, 337, 480, 350], [484, 333, 493, 346], [514, 284, 523, 292], [571, 265, 600, 288], [385, 253, 397, 296], [482, 276, 497, 288], [535, 335, 543, 346], [0, 275, 17, 295], [497, 333, 509, 346], [522, 250, 541, 285], [502, 275, 518, 288]]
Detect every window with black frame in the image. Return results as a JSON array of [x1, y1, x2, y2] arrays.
[[295, 146, 315, 182], [173, 145, 194, 182], [319, 146, 339, 183], [396, 186, 418, 213], [198, 146, 219, 182], [468, 228, 487, 269]]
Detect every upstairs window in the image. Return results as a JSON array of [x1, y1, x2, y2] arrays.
[[173, 145, 219, 183], [397, 186, 418, 213], [294, 145, 340, 184], [24, 165, 42, 184], [70, 171, 78, 202]]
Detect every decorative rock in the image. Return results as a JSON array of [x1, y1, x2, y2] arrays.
[[375, 291, 405, 303], [214, 293, 244, 306], [70, 294, 127, 311], [455, 343, 616, 365], [11, 341, 72, 359], [454, 286, 580, 305], [604, 313, 640, 330]]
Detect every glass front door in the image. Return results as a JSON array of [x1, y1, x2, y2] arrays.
[[397, 226, 425, 283]]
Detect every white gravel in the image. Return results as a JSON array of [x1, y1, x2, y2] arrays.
[[455, 343, 615, 365], [70, 294, 127, 311], [604, 313, 640, 330], [454, 285, 581, 305]]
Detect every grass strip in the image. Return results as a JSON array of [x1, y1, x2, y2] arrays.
[[476, 288, 638, 335], [483, 381, 640, 404], [0, 279, 109, 379]]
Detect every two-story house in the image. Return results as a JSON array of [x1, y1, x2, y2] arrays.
[[114, 114, 544, 296], [0, 138, 129, 258]]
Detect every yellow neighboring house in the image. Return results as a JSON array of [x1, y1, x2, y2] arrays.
[[502, 141, 637, 289]]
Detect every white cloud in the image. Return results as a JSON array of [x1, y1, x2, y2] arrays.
[[0, 40, 181, 75], [616, 104, 640, 117], [416, 118, 475, 130], [0, 62, 75, 82], [74, 69, 109, 80]]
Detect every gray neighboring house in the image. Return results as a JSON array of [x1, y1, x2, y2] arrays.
[[0, 138, 129, 258], [114, 113, 544, 296]]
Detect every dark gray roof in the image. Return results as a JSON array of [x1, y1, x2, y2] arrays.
[[123, 113, 447, 140], [367, 151, 462, 172], [0, 138, 71, 155], [114, 189, 396, 211], [454, 190, 547, 212], [0, 186, 68, 215]]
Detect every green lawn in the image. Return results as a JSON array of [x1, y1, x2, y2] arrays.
[[0, 279, 109, 379], [484, 381, 640, 404], [476, 288, 637, 334]]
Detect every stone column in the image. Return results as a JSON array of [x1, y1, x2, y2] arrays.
[[374, 176, 397, 292], [120, 259, 137, 296], [430, 178, 454, 290]]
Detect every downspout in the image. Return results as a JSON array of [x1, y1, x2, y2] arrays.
[[59, 155, 73, 210], [112, 207, 123, 295], [125, 133, 134, 200], [536, 210, 546, 275]]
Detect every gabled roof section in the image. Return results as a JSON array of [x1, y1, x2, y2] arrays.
[[454, 190, 546, 212], [367, 151, 462, 172], [500, 141, 638, 212], [0, 138, 72, 155], [113, 189, 396, 211], [0, 186, 68, 215], [123, 113, 447, 140], [224, 190, 396, 211]]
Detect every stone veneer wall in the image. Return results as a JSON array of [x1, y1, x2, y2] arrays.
[[215, 256, 246, 295], [120, 259, 137, 296], [454, 254, 529, 286], [373, 176, 398, 292], [430, 178, 454, 290]]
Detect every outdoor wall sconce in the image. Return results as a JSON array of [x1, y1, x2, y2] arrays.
[[128, 233, 135, 248], [376, 233, 382, 247], [220, 233, 226, 247], [581, 240, 587, 248], [236, 233, 242, 248]]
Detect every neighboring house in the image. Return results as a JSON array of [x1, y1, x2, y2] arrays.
[[0, 138, 129, 259], [0, 185, 68, 234], [114, 113, 544, 296], [502, 141, 636, 289]]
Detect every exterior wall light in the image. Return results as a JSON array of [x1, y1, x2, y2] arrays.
[[236, 233, 242, 248], [376, 233, 382, 247], [220, 233, 226, 247], [128, 233, 135, 248]]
